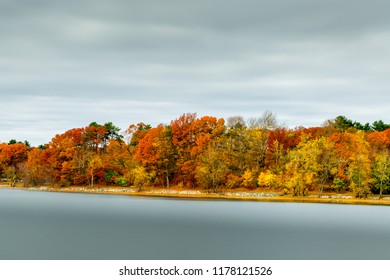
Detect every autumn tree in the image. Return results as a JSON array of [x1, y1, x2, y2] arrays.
[[225, 116, 248, 181], [225, 126, 269, 189], [0, 142, 30, 186], [4, 113, 390, 196], [371, 150, 390, 198], [284, 136, 336, 196], [244, 127, 269, 182], [136, 125, 177, 188], [195, 141, 228, 193], [83, 123, 108, 153], [265, 128, 294, 173], [170, 113, 225, 188], [42, 125, 106, 187], [224, 115, 276, 188], [45, 129, 79, 186], [367, 129, 390, 198], [367, 129, 390, 153], [38, 147, 58, 186], [23, 148, 45, 187], [246, 111, 280, 171], [170, 113, 197, 187], [330, 131, 372, 197], [132, 166, 152, 192], [103, 139, 135, 186], [87, 154, 103, 188], [136, 125, 163, 186], [316, 138, 337, 197], [126, 122, 152, 147], [156, 126, 177, 188]]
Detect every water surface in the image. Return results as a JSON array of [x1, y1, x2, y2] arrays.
[[1, 189, 389, 259]]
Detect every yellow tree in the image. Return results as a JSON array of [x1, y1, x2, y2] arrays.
[[284, 136, 336, 197], [316, 138, 337, 197], [348, 152, 372, 198], [371, 151, 390, 198], [224, 117, 268, 188], [238, 127, 270, 189], [225, 117, 248, 177], [87, 154, 103, 188], [346, 131, 372, 198], [195, 141, 228, 193], [285, 140, 319, 196], [132, 166, 151, 192], [258, 170, 278, 189]]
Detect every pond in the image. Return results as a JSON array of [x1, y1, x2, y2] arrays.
[[1, 188, 389, 259]]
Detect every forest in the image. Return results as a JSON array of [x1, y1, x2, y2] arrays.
[[1, 113, 390, 198]]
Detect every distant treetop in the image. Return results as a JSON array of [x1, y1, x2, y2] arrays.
[[330, 116, 390, 132]]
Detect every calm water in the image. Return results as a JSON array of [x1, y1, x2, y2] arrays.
[[0, 188, 390, 260]]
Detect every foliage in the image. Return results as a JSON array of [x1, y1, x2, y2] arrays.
[[332, 178, 346, 192], [132, 166, 151, 192], [371, 151, 390, 197], [2, 114, 390, 199], [195, 142, 228, 193], [330, 115, 390, 132], [115, 177, 128, 187]]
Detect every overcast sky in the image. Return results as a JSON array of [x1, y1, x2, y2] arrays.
[[1, 0, 390, 146]]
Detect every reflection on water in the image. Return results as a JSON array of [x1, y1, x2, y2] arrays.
[[0, 189, 390, 260]]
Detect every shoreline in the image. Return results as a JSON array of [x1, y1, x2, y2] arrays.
[[1, 185, 390, 206]]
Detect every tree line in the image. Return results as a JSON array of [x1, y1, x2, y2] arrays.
[[1, 113, 390, 198]]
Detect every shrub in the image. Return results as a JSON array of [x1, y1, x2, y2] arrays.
[[115, 177, 128, 187]]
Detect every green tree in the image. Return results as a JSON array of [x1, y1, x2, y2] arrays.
[[372, 120, 390, 132], [331, 116, 371, 132], [333, 116, 354, 132], [103, 122, 124, 146]]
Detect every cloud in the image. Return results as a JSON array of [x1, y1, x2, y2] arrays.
[[1, 0, 390, 145]]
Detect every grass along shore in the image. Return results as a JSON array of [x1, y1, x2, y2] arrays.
[[1, 184, 390, 206]]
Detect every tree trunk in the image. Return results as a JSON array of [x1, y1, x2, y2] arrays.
[[90, 168, 94, 188], [318, 177, 326, 198], [166, 166, 170, 188]]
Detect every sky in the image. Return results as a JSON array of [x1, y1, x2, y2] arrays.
[[1, 0, 390, 146]]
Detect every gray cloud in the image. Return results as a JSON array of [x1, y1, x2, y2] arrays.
[[1, 0, 390, 145]]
